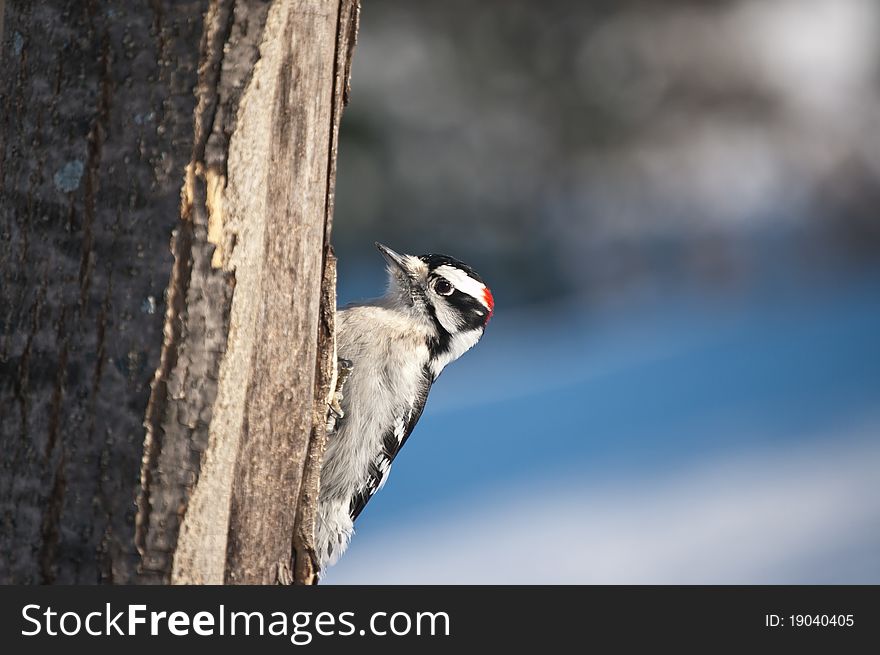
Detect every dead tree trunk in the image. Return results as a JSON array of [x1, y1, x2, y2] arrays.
[[0, 0, 359, 585]]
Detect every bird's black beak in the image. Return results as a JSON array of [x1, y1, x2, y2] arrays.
[[375, 242, 409, 273]]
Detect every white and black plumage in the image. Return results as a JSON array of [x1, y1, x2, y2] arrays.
[[315, 243, 494, 572]]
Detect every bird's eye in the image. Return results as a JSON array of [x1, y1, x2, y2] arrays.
[[433, 278, 454, 296]]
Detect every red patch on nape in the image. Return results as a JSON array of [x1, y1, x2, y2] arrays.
[[482, 287, 495, 320]]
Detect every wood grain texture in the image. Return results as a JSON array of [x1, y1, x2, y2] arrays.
[[291, 247, 336, 585], [291, 0, 359, 586], [221, 0, 341, 585], [169, 0, 357, 585]]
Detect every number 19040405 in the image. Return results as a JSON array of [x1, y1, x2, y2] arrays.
[[790, 615, 853, 627]]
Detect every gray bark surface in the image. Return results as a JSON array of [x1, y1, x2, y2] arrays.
[[0, 0, 358, 585]]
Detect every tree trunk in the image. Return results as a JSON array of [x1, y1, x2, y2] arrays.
[[0, 0, 359, 585]]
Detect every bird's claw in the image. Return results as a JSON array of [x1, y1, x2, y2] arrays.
[[327, 358, 353, 433], [276, 560, 293, 586]]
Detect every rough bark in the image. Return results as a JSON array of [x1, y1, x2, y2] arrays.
[[290, 0, 358, 587], [0, 0, 358, 585]]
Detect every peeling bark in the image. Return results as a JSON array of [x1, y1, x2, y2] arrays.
[[0, 0, 359, 585], [291, 0, 359, 586]]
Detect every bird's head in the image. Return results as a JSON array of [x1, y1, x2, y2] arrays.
[[376, 242, 493, 377]]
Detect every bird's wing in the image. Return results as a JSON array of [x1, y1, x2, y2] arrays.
[[348, 369, 432, 522]]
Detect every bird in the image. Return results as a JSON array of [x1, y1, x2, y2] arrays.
[[314, 242, 493, 572]]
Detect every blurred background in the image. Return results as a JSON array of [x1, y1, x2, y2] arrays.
[[324, 0, 880, 583]]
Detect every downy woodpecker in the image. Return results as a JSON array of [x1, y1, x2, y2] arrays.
[[315, 243, 494, 571]]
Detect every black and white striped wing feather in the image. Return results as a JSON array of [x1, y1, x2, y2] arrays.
[[348, 373, 431, 521]]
